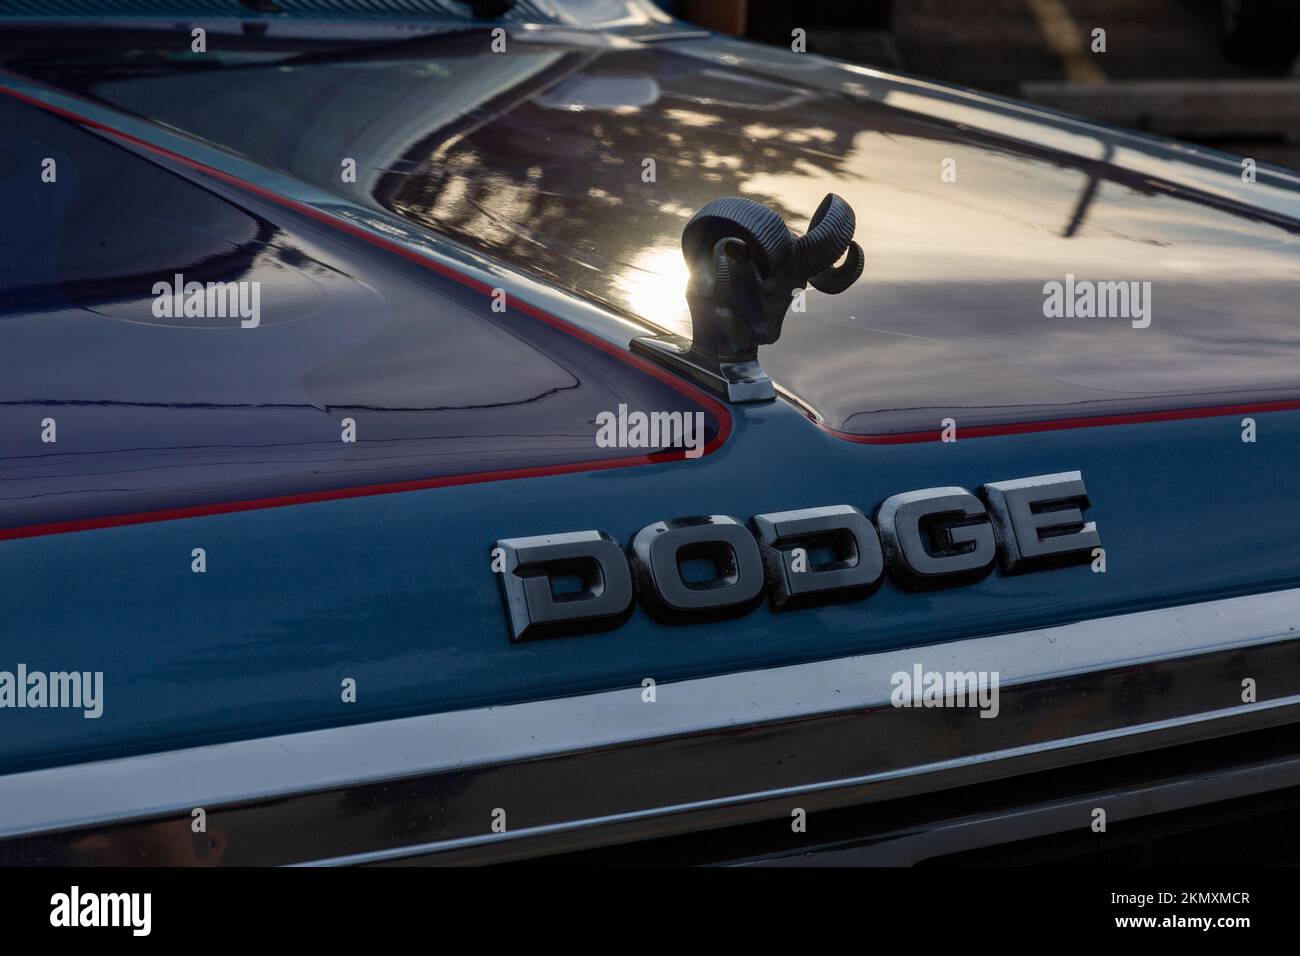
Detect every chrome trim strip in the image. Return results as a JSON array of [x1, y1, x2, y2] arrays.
[[3, 587, 1300, 865], [746, 748, 1300, 866], [321, 697, 1300, 866]]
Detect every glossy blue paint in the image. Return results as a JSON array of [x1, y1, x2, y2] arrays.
[[3, 396, 1298, 773], [2, 16, 1299, 778], [16, 20, 1297, 438], [0, 94, 724, 535]]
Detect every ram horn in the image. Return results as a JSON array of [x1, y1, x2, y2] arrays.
[[791, 193, 865, 294]]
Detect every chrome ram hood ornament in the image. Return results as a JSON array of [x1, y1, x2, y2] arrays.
[[631, 193, 864, 402]]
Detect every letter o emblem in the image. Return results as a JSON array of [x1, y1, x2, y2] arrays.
[[630, 515, 765, 623]]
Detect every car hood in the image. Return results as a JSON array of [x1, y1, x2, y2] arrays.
[[5, 23, 1300, 435]]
